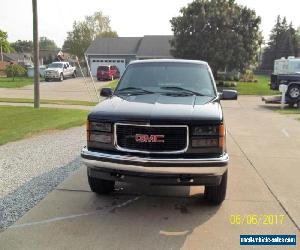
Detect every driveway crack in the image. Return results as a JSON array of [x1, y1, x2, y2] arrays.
[[227, 131, 300, 231]]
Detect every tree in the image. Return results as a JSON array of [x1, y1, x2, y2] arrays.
[[261, 16, 300, 70], [5, 64, 26, 80], [62, 11, 118, 58], [39, 36, 58, 50], [10, 40, 33, 53], [170, 0, 262, 75], [0, 29, 13, 54]]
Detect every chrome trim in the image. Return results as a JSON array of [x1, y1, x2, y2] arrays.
[[81, 147, 229, 164], [81, 147, 228, 175], [114, 123, 189, 154]]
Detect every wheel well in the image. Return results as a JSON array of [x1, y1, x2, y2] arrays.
[[288, 81, 300, 87]]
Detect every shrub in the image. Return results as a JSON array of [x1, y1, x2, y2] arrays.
[[5, 64, 26, 79], [240, 69, 256, 82], [218, 81, 224, 86]]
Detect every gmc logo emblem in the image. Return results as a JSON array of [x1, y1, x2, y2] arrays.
[[135, 134, 165, 143]]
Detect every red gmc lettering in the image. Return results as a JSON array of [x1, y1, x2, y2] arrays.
[[135, 134, 165, 143]]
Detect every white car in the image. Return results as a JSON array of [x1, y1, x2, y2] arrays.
[[44, 62, 76, 81]]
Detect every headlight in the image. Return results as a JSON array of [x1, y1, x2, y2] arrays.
[[192, 125, 218, 136], [90, 122, 111, 132], [89, 133, 112, 143], [191, 124, 225, 149], [192, 138, 219, 147]]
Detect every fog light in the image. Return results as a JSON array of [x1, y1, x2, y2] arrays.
[[192, 138, 219, 147], [90, 133, 112, 143]]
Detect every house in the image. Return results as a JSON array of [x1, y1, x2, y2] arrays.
[[1, 52, 33, 67], [85, 35, 173, 76]]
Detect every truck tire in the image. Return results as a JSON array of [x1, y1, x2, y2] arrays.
[[287, 84, 300, 100], [72, 71, 77, 78], [87, 171, 115, 194], [204, 170, 227, 204], [59, 73, 64, 82]]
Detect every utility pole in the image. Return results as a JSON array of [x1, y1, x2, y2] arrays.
[[32, 0, 40, 108], [0, 40, 3, 62]]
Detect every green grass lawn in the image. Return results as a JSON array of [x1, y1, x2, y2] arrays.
[[219, 75, 280, 96], [0, 106, 88, 145], [0, 77, 34, 88], [0, 98, 97, 106], [103, 79, 119, 90]]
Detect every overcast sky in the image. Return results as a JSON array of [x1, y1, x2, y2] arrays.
[[1, 0, 300, 47]]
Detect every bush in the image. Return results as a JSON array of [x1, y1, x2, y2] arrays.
[[240, 69, 256, 82], [5, 64, 26, 79]]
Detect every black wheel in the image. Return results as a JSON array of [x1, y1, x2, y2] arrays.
[[59, 73, 64, 81], [87, 170, 115, 194], [287, 84, 300, 100], [204, 170, 228, 204], [72, 71, 77, 78], [45, 78, 49, 82]]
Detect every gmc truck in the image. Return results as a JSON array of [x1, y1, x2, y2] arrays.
[[81, 59, 237, 204], [44, 62, 77, 81]]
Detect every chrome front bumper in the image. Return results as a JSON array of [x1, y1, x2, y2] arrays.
[[81, 147, 228, 176]]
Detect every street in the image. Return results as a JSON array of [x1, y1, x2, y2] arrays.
[[0, 96, 299, 249]]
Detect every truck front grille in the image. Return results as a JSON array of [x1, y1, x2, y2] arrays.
[[115, 124, 188, 154]]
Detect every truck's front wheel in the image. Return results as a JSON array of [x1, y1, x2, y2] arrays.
[[204, 170, 227, 204], [87, 170, 115, 194], [287, 84, 300, 100]]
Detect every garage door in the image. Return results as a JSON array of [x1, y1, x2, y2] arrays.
[[90, 58, 126, 77]]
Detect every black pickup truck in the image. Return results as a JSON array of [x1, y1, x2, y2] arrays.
[[81, 59, 237, 204]]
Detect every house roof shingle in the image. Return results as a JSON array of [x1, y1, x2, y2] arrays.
[[85, 35, 174, 58], [85, 37, 142, 55], [136, 35, 173, 58]]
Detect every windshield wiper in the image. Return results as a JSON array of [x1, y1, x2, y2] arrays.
[[116, 87, 154, 94], [160, 86, 205, 96]]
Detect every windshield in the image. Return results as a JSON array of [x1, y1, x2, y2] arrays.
[[116, 62, 215, 96], [48, 63, 63, 68], [98, 66, 109, 71]]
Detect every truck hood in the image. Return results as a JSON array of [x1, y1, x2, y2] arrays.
[[89, 93, 223, 124]]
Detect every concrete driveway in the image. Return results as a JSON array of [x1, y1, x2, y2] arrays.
[[0, 96, 299, 249], [0, 77, 107, 102]]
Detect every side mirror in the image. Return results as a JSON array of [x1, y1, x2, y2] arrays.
[[220, 90, 238, 100], [100, 88, 113, 97]]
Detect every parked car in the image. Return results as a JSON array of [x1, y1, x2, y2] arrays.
[[81, 59, 238, 204], [97, 65, 120, 81], [44, 62, 76, 81]]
